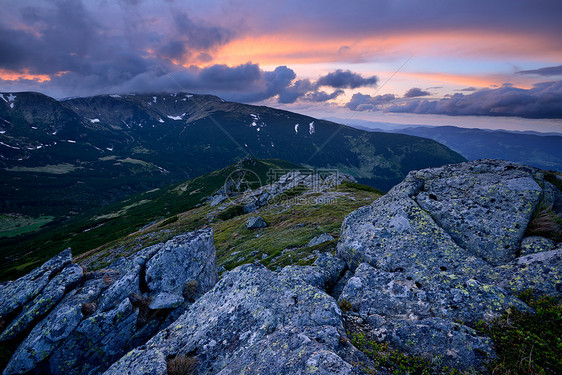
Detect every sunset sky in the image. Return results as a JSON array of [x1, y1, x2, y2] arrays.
[[1, 0, 562, 132]]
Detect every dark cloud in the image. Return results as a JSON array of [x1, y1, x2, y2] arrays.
[[516, 65, 562, 76], [404, 87, 431, 98], [305, 89, 344, 102], [345, 93, 397, 111], [386, 81, 562, 119], [457, 87, 478, 92], [317, 69, 378, 89]]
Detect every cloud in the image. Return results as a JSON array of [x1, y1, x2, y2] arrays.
[[316, 69, 378, 89], [516, 65, 562, 77], [386, 81, 562, 119], [345, 93, 397, 111], [457, 87, 478, 92], [404, 87, 431, 98]]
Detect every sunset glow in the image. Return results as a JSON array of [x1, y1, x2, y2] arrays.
[[1, 0, 561, 131]]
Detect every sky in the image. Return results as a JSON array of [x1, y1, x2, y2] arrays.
[[1, 0, 562, 133]]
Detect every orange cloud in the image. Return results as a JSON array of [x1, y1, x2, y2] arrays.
[[212, 29, 562, 68], [0, 69, 51, 82]]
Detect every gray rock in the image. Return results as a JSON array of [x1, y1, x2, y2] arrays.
[[519, 236, 556, 256], [415, 161, 541, 265], [0, 249, 72, 322], [149, 292, 184, 310], [246, 216, 267, 229], [48, 297, 138, 375], [493, 248, 562, 296], [145, 228, 217, 296], [307, 233, 335, 247], [103, 264, 362, 375], [3, 278, 105, 375], [313, 252, 347, 287], [376, 318, 495, 372], [0, 263, 83, 342], [98, 243, 163, 312], [336, 160, 551, 371], [340, 263, 528, 327]]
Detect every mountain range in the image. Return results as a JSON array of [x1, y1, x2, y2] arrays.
[[0, 91, 464, 227]]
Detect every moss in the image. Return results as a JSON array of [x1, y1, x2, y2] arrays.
[[475, 291, 562, 374], [216, 205, 245, 221]]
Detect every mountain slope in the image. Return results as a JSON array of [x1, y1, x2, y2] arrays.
[[0, 91, 464, 227], [394, 125, 562, 172]]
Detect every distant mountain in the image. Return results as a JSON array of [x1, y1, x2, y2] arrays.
[[0, 91, 464, 225], [389, 125, 562, 172]]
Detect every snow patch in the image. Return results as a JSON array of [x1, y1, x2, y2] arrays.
[[294, 124, 299, 134], [90, 118, 100, 123], [106, 147, 114, 151], [67, 140, 76, 143], [0, 141, 20, 149], [0, 94, 6, 102], [309, 121, 315, 135], [158, 118, 164, 123], [167, 113, 186, 120], [251, 121, 257, 127], [31, 126, 38, 129], [271, 141, 275, 147], [0, 131, 5, 134], [257, 127, 261, 132], [110, 94, 122, 98], [153, 96, 157, 103]]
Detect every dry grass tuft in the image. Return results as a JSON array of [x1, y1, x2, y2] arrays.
[[167, 354, 198, 375], [81, 302, 97, 316], [182, 280, 199, 301], [526, 203, 562, 242]]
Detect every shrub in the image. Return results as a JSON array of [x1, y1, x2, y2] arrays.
[[81, 302, 97, 316], [182, 280, 199, 301], [339, 299, 352, 312], [167, 354, 198, 375], [216, 205, 245, 221], [159, 215, 179, 227], [475, 292, 562, 374]]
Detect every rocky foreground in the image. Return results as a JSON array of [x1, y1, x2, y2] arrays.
[[1, 159, 561, 374]]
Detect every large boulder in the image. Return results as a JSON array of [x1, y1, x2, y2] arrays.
[[103, 264, 363, 375], [2, 228, 218, 375], [0, 249, 72, 323], [336, 159, 561, 371]]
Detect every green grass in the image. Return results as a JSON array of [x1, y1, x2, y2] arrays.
[[0, 158, 300, 281], [0, 214, 54, 238], [475, 291, 562, 375]]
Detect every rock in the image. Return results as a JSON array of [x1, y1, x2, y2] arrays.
[[103, 264, 363, 375], [340, 263, 528, 326], [0, 249, 72, 323], [307, 233, 335, 247], [414, 161, 541, 265], [3, 278, 105, 375], [245, 216, 267, 229], [519, 236, 556, 256], [149, 292, 184, 310], [313, 252, 347, 287], [0, 263, 83, 342], [279, 253, 346, 291], [378, 318, 495, 372], [145, 228, 217, 297], [335, 160, 554, 371], [48, 297, 138, 375], [492, 248, 562, 296], [1, 229, 218, 375]]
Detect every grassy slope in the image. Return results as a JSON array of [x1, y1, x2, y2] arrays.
[[0, 158, 299, 281]]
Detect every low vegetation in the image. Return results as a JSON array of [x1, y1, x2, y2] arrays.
[[349, 332, 464, 375], [526, 202, 562, 242], [475, 291, 562, 375], [167, 354, 198, 375]]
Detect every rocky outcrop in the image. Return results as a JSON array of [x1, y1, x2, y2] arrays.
[[2, 159, 560, 374], [337, 159, 562, 371], [103, 263, 364, 375], [1, 228, 217, 375]]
